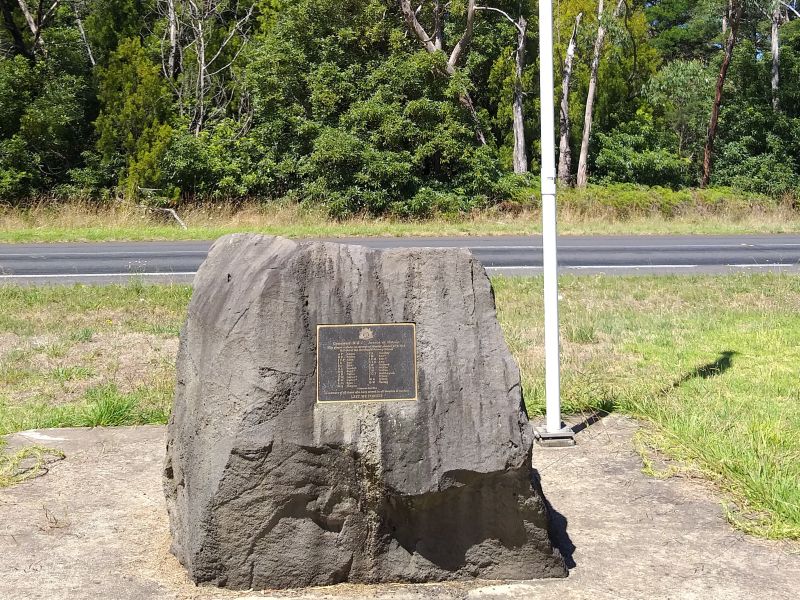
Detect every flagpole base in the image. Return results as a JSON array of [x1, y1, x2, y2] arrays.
[[534, 426, 576, 447]]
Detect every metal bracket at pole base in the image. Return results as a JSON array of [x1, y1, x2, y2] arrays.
[[534, 426, 576, 448]]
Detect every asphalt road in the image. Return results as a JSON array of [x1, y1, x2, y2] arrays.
[[1, 234, 799, 284]]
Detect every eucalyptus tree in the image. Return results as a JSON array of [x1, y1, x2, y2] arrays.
[[701, 0, 742, 187], [575, 0, 625, 187], [399, 0, 487, 144], [12, 0, 60, 57], [475, 3, 529, 172], [557, 11, 581, 184]]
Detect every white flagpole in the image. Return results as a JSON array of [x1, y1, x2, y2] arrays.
[[537, 0, 574, 446]]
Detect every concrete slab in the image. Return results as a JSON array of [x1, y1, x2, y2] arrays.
[[1, 416, 797, 599]]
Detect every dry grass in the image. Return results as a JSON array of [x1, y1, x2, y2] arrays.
[[0, 199, 539, 242], [556, 202, 800, 235], [1, 276, 799, 539], [2, 194, 800, 242], [0, 438, 64, 488], [0, 284, 189, 432]]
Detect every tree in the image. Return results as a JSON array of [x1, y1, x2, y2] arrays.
[[72, 1, 96, 66], [646, 0, 724, 61], [83, 0, 146, 65], [576, 0, 625, 188], [399, 0, 487, 144], [1, 0, 33, 58], [13, 0, 60, 57], [701, 0, 742, 187], [95, 37, 174, 194], [557, 11, 581, 185], [182, 0, 255, 134], [476, 4, 529, 173]]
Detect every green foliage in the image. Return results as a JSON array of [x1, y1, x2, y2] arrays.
[[780, 19, 800, 117], [241, 0, 528, 216], [709, 36, 800, 196], [646, 59, 713, 162], [0, 55, 92, 198], [645, 0, 723, 61], [595, 118, 693, 188], [1, 0, 800, 207], [95, 37, 173, 196], [84, 0, 148, 65], [714, 109, 800, 196]]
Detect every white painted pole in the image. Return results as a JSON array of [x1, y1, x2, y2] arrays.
[[538, 0, 562, 434]]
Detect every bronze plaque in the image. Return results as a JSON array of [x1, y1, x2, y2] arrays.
[[316, 323, 417, 403]]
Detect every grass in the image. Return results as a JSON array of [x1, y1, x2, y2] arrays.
[[0, 438, 64, 488], [0, 283, 188, 432], [1, 187, 799, 243], [0, 276, 798, 539], [493, 274, 800, 539]]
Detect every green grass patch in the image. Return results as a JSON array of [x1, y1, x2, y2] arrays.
[[69, 328, 94, 343], [48, 366, 93, 383], [493, 274, 800, 539], [0, 276, 798, 539], [1, 383, 172, 432]]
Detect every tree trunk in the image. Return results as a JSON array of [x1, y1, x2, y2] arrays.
[[1, 0, 32, 58], [16, 0, 48, 56], [511, 15, 528, 173], [558, 12, 582, 185], [771, 4, 781, 111], [576, 0, 624, 188], [73, 6, 95, 67], [701, 2, 741, 188], [194, 15, 206, 135], [433, 0, 444, 51], [167, 0, 180, 78]]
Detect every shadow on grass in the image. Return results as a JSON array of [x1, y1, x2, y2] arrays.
[[571, 351, 737, 436], [669, 350, 737, 388]]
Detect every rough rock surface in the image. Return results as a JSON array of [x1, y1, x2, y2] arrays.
[[164, 234, 566, 589]]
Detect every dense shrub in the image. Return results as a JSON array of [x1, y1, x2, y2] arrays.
[[594, 120, 693, 188], [560, 184, 776, 218]]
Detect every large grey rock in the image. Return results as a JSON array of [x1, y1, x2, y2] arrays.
[[164, 233, 566, 589]]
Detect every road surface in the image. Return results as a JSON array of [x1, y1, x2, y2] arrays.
[[1, 234, 799, 284]]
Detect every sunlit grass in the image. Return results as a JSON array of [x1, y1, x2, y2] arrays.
[[493, 274, 800, 540], [0, 276, 798, 539], [1, 194, 799, 242]]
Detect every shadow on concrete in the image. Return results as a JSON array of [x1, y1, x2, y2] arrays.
[[532, 469, 576, 570], [527, 350, 739, 573], [571, 409, 611, 435], [568, 393, 616, 435]]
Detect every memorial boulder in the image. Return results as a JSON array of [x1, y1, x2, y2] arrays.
[[164, 233, 567, 589]]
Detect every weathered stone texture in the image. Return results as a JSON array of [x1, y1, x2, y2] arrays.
[[164, 233, 566, 589]]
